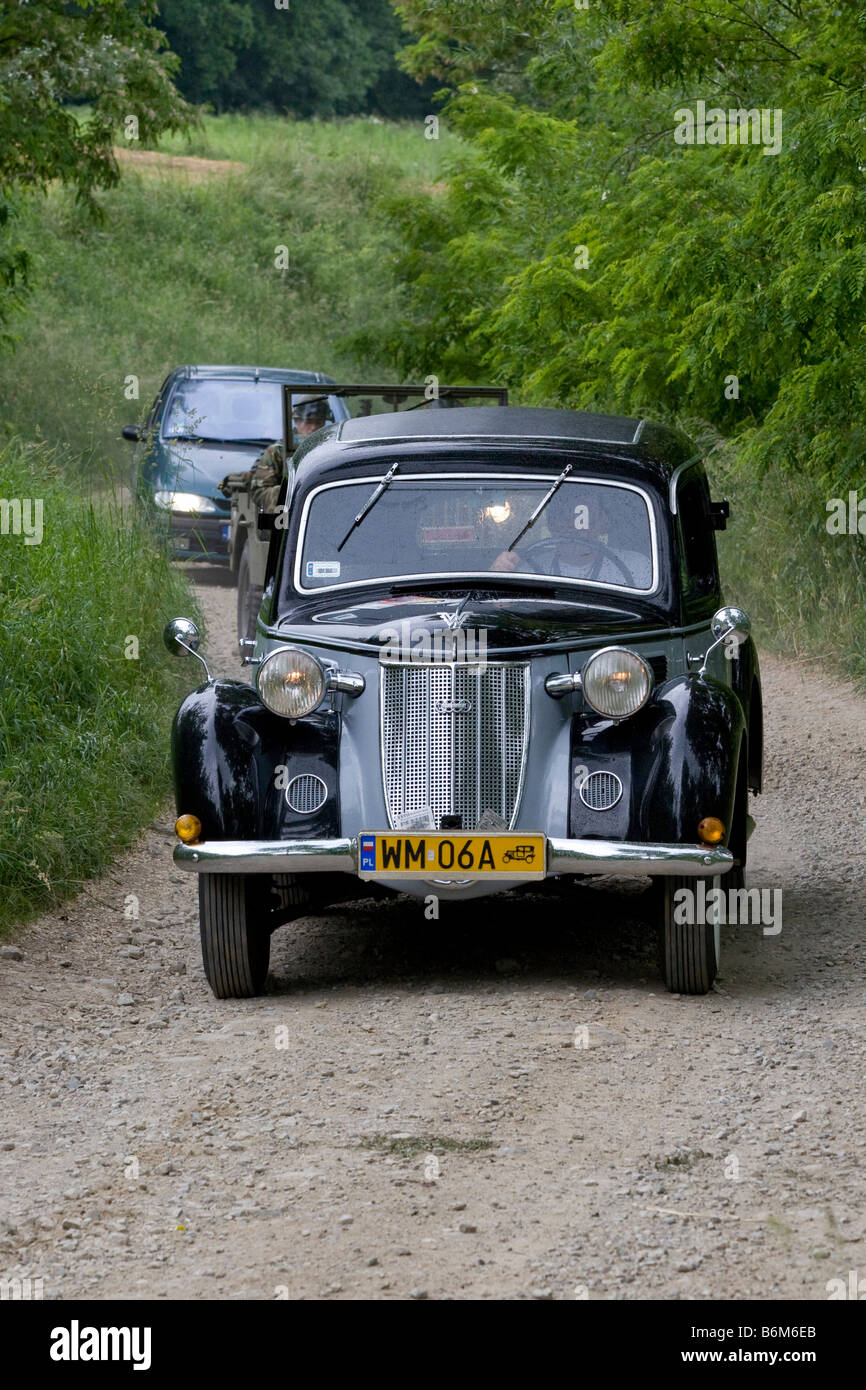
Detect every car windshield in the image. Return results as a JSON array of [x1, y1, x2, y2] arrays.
[[162, 380, 337, 444], [295, 473, 656, 593]]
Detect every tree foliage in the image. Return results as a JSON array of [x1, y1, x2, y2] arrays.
[[153, 0, 436, 119], [0, 0, 189, 337], [382, 1, 866, 488]]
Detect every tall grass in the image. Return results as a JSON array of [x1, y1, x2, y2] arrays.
[[712, 449, 866, 688], [0, 440, 197, 931]]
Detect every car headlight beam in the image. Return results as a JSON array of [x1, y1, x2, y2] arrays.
[[581, 646, 653, 720], [153, 490, 221, 514], [257, 647, 326, 719]]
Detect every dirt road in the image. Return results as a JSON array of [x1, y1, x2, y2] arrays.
[[2, 569, 865, 1300]]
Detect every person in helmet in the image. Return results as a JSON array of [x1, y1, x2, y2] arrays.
[[219, 393, 332, 511], [291, 393, 331, 436]]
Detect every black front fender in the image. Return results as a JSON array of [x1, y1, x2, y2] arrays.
[[171, 681, 261, 839], [570, 675, 745, 844], [171, 680, 340, 840], [638, 675, 745, 842]]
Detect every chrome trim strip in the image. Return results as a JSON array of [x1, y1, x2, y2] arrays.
[[668, 455, 702, 514], [174, 836, 733, 877], [293, 471, 660, 598]]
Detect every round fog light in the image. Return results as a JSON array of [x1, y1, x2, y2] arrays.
[[698, 816, 725, 845], [175, 814, 202, 844]]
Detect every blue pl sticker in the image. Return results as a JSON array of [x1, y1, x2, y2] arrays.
[[360, 836, 376, 871]]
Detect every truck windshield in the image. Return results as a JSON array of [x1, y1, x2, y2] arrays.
[[295, 472, 656, 594]]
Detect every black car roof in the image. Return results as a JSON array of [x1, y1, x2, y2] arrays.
[[291, 405, 699, 488]]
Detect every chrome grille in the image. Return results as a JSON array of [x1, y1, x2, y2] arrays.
[[381, 662, 529, 830], [285, 773, 327, 814], [578, 770, 623, 811]]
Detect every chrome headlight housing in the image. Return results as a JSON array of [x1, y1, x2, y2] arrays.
[[257, 647, 326, 718], [581, 646, 653, 720]]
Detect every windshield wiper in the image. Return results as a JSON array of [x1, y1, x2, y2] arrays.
[[503, 463, 573, 552], [165, 435, 274, 446], [336, 462, 399, 552], [165, 433, 229, 444]]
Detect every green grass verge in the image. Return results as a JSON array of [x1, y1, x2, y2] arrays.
[[0, 439, 197, 933], [712, 449, 866, 689]]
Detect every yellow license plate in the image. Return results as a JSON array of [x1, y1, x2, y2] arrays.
[[357, 832, 546, 880]]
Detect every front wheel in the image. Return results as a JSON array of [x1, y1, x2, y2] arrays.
[[657, 873, 721, 995], [199, 874, 271, 998]]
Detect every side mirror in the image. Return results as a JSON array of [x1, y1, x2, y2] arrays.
[[711, 605, 751, 644], [163, 618, 211, 680], [699, 606, 751, 678], [122, 425, 142, 442], [709, 499, 730, 530]]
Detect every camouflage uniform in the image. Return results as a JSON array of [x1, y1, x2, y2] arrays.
[[248, 441, 285, 512], [218, 441, 285, 512]]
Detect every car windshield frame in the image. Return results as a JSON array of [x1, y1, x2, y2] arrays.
[[291, 470, 661, 598]]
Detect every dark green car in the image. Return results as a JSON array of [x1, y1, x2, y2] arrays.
[[123, 364, 346, 561]]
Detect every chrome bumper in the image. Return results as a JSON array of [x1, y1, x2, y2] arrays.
[[174, 837, 733, 877]]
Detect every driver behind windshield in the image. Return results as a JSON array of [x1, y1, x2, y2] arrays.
[[490, 486, 650, 588]]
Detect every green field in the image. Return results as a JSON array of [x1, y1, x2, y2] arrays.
[[0, 113, 453, 476]]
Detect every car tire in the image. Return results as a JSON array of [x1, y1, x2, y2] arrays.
[[199, 874, 270, 998], [657, 873, 721, 995], [237, 544, 263, 647]]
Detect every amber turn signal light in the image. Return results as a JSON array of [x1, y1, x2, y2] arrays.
[[175, 814, 202, 844], [697, 816, 725, 845]]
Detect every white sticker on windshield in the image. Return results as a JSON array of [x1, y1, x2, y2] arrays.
[[306, 561, 340, 579]]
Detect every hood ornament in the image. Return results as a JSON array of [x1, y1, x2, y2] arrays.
[[436, 590, 474, 631]]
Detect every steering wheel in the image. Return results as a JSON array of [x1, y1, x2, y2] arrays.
[[519, 536, 637, 588]]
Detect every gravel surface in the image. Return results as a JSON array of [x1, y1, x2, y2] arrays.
[[1, 567, 864, 1301]]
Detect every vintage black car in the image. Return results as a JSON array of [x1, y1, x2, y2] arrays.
[[165, 392, 762, 999]]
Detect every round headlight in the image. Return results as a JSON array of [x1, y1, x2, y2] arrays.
[[581, 646, 653, 720], [257, 647, 326, 718]]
